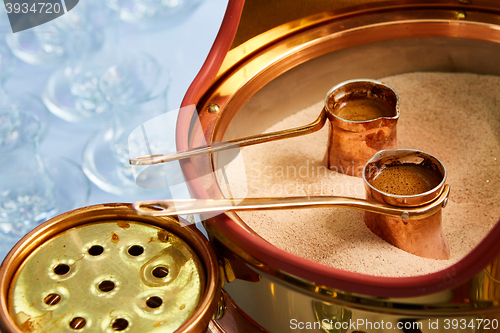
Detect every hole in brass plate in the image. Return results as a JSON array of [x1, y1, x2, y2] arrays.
[[69, 317, 86, 330], [98, 280, 115, 292], [146, 296, 163, 308], [112, 318, 129, 331], [88, 245, 104, 256], [152, 266, 169, 278], [127, 245, 144, 256], [54, 264, 70, 275], [44, 293, 61, 305]]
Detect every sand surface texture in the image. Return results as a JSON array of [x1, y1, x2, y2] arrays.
[[219, 72, 500, 277]]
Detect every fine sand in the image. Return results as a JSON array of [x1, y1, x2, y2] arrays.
[[218, 72, 500, 277]]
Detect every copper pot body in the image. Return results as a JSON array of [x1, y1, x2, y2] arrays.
[[325, 79, 400, 177], [363, 149, 450, 260]]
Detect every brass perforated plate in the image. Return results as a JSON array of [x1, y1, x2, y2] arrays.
[[8, 221, 204, 332]]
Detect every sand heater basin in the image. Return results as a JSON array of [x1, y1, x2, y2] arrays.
[[218, 72, 500, 277]]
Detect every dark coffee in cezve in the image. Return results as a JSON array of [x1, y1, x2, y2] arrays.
[[334, 98, 395, 121], [369, 164, 442, 195]]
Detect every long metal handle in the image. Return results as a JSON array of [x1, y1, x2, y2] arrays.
[[132, 185, 450, 220], [129, 109, 328, 165]]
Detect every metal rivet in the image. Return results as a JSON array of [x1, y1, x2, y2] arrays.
[[401, 211, 410, 220], [458, 0, 471, 4], [456, 11, 466, 19], [207, 103, 220, 113]]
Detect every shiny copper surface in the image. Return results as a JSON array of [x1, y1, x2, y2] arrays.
[[364, 149, 450, 260], [132, 186, 450, 221], [0, 204, 221, 333], [325, 79, 399, 177], [130, 78, 398, 175], [129, 110, 327, 166]]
